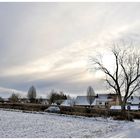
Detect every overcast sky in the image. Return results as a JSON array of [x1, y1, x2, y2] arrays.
[[0, 2, 140, 98]]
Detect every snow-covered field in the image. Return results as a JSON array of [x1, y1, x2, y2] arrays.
[[0, 109, 140, 138]]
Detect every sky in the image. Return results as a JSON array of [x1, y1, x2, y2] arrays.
[[0, 2, 140, 98]]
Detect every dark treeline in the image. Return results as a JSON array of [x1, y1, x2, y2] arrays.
[[0, 86, 70, 105], [48, 90, 69, 105]]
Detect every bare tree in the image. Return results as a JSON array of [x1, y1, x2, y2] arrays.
[[27, 86, 37, 103], [90, 42, 140, 113], [87, 86, 95, 108]]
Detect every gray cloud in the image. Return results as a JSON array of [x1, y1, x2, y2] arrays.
[[0, 3, 140, 98]]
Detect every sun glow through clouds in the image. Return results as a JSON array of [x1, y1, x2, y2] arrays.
[[0, 3, 140, 97]]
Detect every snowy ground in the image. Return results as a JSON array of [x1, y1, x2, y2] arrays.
[[0, 109, 139, 138]]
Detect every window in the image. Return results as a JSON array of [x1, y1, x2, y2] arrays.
[[107, 96, 112, 99], [131, 96, 133, 100]]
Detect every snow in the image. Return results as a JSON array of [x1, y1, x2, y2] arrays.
[[105, 119, 140, 138], [130, 106, 139, 110], [110, 105, 139, 110], [0, 109, 140, 138], [110, 105, 122, 110]]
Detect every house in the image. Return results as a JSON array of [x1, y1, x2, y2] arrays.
[[74, 96, 96, 107], [61, 99, 76, 107], [108, 94, 120, 105], [74, 93, 119, 108], [127, 96, 140, 106], [110, 96, 140, 111], [92, 93, 118, 107], [2, 98, 10, 103], [39, 99, 49, 105], [95, 94, 109, 106]]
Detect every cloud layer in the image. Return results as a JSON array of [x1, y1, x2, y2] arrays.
[[0, 3, 140, 98]]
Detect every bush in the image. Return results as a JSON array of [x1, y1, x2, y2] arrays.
[[85, 107, 91, 113], [0, 97, 4, 103], [48, 90, 67, 104], [9, 93, 20, 103], [113, 114, 134, 121]]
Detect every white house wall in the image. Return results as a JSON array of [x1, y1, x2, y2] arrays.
[[75, 96, 96, 106]]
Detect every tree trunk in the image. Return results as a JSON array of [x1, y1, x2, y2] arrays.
[[117, 94, 123, 105], [121, 100, 127, 117], [117, 95, 126, 115], [121, 103, 126, 112], [90, 104, 92, 109]]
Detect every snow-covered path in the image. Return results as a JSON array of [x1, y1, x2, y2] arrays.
[[0, 109, 139, 138], [105, 119, 140, 138]]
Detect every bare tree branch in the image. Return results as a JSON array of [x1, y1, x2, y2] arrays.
[[90, 41, 140, 111]]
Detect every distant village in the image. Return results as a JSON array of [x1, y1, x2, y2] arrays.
[[62, 94, 140, 110], [0, 90, 140, 111]]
